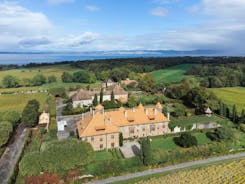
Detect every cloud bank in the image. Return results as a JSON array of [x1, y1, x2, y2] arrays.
[[1, 0, 245, 54]]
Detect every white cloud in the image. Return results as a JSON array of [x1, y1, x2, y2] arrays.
[[0, 2, 54, 50], [150, 7, 168, 17], [85, 5, 100, 12], [48, 0, 75, 4]]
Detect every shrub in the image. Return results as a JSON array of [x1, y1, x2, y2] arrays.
[[0, 111, 20, 127], [173, 133, 197, 148], [238, 124, 245, 133], [0, 121, 13, 147], [206, 127, 234, 142], [119, 133, 123, 146]]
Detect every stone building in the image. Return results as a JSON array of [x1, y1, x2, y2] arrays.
[[76, 103, 170, 150], [72, 83, 128, 108]]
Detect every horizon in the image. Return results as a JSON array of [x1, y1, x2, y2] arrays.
[[0, 0, 245, 55]]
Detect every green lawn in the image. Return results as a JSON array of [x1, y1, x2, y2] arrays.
[[0, 93, 48, 113], [208, 87, 245, 113], [151, 132, 211, 152], [149, 64, 195, 84], [95, 150, 114, 160]]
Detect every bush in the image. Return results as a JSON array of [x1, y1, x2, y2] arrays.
[[173, 133, 197, 148], [0, 111, 20, 127], [19, 139, 94, 176], [238, 124, 245, 133], [206, 127, 234, 142], [0, 121, 13, 147]]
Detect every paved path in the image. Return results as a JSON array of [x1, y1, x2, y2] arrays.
[[0, 125, 28, 184], [88, 152, 245, 184]]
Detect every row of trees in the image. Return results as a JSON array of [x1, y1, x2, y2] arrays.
[[61, 71, 96, 83], [2, 74, 57, 88]]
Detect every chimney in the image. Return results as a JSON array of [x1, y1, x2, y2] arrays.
[[154, 108, 157, 115], [167, 113, 170, 121], [124, 111, 127, 117], [145, 109, 148, 115]]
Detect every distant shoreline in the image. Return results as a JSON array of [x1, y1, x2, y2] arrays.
[[0, 50, 227, 65]]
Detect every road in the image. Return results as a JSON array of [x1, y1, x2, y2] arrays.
[[0, 125, 28, 184], [87, 152, 245, 184]]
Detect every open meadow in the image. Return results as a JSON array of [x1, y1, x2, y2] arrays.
[[149, 64, 195, 84], [208, 87, 245, 113], [0, 93, 49, 113], [0, 64, 80, 83]]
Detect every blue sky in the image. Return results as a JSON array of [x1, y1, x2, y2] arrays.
[[1, 0, 245, 53]]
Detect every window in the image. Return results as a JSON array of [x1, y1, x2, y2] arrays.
[[111, 143, 115, 148], [84, 138, 88, 141], [129, 127, 135, 134], [150, 125, 156, 131], [142, 128, 145, 131], [162, 125, 166, 129], [100, 138, 103, 141], [111, 135, 114, 139], [91, 137, 94, 141], [100, 144, 103, 149]]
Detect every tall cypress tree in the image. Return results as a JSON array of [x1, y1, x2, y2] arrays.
[[99, 89, 103, 104], [92, 94, 98, 106], [111, 91, 115, 102], [232, 105, 237, 123], [141, 137, 152, 166]]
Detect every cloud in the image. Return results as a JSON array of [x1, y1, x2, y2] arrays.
[[85, 5, 100, 12], [48, 0, 75, 4], [0, 2, 54, 50], [150, 7, 168, 17], [19, 37, 51, 47]]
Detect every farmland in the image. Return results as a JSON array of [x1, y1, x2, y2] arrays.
[[131, 159, 245, 184], [149, 64, 195, 84], [208, 87, 245, 113], [0, 64, 80, 82], [0, 93, 49, 113]]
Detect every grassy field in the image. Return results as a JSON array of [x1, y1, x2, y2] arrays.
[[0, 64, 80, 82], [208, 87, 245, 113], [151, 132, 211, 152], [149, 64, 195, 84], [116, 159, 245, 184], [0, 93, 49, 113]]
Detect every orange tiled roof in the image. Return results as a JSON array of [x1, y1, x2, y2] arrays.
[[77, 102, 169, 138]]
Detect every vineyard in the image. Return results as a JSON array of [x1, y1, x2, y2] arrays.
[[135, 160, 245, 184]]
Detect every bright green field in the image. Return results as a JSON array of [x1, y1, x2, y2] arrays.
[[0, 64, 80, 83], [208, 87, 245, 113], [149, 64, 195, 83], [151, 132, 211, 152], [0, 93, 49, 113]]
